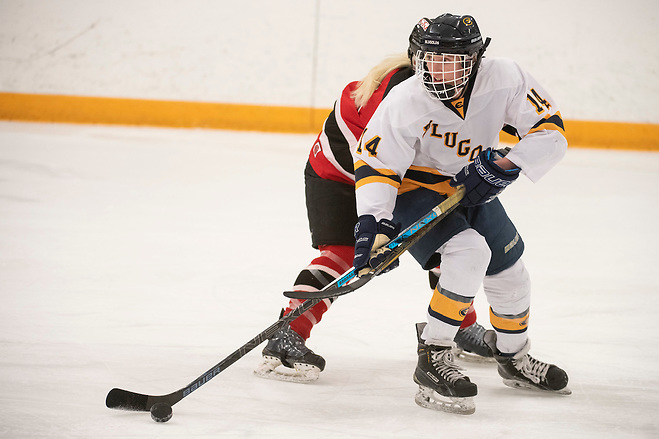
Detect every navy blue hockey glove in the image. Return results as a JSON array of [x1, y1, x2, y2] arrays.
[[450, 148, 520, 207], [353, 215, 401, 276]]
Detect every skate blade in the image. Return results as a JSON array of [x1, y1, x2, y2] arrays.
[[414, 386, 475, 415], [502, 378, 572, 395], [254, 356, 320, 384], [454, 348, 496, 364]]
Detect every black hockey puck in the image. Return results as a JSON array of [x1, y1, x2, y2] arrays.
[[150, 402, 173, 423]]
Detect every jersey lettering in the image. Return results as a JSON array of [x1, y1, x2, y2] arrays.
[[364, 136, 381, 156], [457, 139, 471, 157], [444, 132, 457, 148], [423, 120, 432, 137], [423, 121, 443, 139], [356, 129, 366, 154], [422, 126, 484, 160], [469, 145, 483, 161], [356, 129, 381, 157], [527, 88, 552, 114]]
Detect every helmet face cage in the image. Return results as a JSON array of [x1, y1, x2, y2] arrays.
[[415, 50, 477, 101], [408, 14, 485, 101]]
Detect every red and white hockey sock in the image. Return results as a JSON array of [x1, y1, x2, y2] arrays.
[[285, 245, 353, 340]]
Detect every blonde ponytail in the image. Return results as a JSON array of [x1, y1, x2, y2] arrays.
[[351, 53, 411, 109]]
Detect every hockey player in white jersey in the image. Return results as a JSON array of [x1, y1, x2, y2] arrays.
[[352, 14, 570, 414], [255, 53, 501, 382]]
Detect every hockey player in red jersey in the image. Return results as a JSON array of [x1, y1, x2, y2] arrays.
[[352, 14, 570, 414], [254, 52, 493, 384]]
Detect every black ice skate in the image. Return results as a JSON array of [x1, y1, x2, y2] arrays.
[[413, 323, 478, 414], [483, 330, 571, 395], [453, 322, 495, 362], [254, 326, 326, 383]]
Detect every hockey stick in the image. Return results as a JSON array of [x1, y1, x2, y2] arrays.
[[283, 185, 465, 300], [106, 186, 464, 412], [105, 296, 323, 411]]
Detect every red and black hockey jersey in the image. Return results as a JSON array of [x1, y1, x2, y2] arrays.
[[307, 67, 414, 186]]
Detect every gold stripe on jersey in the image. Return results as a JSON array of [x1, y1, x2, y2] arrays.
[[489, 307, 529, 334], [398, 165, 458, 196], [428, 287, 473, 326], [354, 160, 402, 190], [528, 111, 565, 135]]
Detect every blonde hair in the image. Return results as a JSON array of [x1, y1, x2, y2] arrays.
[[351, 53, 411, 109]]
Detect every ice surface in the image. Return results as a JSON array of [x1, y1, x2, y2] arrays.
[[0, 122, 658, 438]]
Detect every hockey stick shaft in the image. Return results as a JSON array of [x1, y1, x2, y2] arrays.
[[105, 297, 321, 411], [283, 185, 465, 300]]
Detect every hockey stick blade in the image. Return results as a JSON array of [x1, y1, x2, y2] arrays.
[[106, 388, 176, 412], [106, 297, 322, 412], [283, 186, 465, 300]]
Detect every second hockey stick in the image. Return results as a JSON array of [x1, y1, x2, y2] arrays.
[[283, 185, 465, 300]]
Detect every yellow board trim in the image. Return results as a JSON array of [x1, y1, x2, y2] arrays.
[[500, 118, 659, 151], [0, 92, 328, 134], [1, 92, 658, 150]]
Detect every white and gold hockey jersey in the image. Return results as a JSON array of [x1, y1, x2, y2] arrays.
[[353, 57, 568, 221]]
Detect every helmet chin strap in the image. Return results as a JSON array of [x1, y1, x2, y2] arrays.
[[450, 36, 491, 101], [469, 37, 491, 81]]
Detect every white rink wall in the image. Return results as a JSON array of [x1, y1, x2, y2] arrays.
[[0, 0, 658, 123]]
